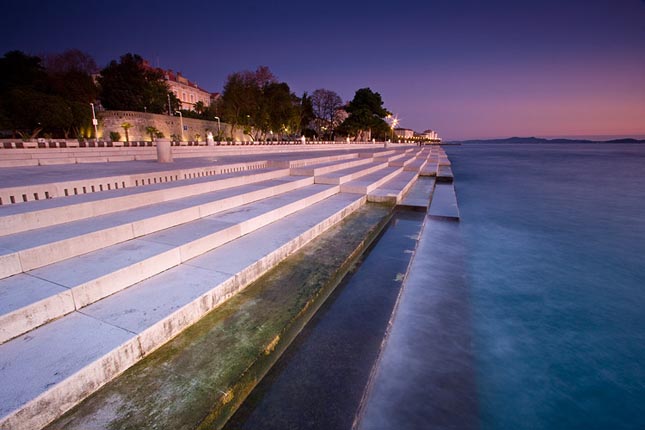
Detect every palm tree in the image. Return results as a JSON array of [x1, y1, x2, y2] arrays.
[[121, 122, 132, 143], [194, 101, 205, 116], [145, 126, 159, 142]]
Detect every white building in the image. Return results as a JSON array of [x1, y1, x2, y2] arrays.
[[420, 129, 440, 140], [394, 128, 415, 139], [163, 70, 212, 111]]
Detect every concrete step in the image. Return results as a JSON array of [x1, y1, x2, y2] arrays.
[[0, 183, 338, 344], [388, 152, 419, 168], [315, 161, 388, 185], [420, 162, 438, 177], [340, 166, 405, 194], [373, 152, 408, 163], [358, 149, 398, 159], [0, 167, 290, 237], [367, 171, 419, 204], [0, 159, 276, 207], [269, 152, 358, 169], [437, 165, 454, 182], [398, 177, 436, 210], [403, 157, 428, 172], [428, 183, 460, 220], [0, 192, 366, 430], [0, 175, 311, 280], [290, 156, 372, 176]]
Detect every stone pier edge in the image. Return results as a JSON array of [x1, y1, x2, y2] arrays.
[[197, 205, 395, 430]]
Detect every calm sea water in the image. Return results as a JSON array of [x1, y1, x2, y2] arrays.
[[445, 144, 645, 430]]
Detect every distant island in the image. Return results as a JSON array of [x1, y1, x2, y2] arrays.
[[449, 136, 645, 144]]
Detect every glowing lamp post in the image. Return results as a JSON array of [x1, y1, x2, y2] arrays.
[[175, 111, 184, 142], [90, 103, 98, 142], [213, 116, 221, 144]]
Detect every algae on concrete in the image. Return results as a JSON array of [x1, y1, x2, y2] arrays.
[[45, 203, 392, 430]]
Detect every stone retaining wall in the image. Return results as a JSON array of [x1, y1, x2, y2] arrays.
[[98, 111, 247, 142]]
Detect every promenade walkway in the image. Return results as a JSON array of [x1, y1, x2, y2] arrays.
[[0, 144, 452, 430]]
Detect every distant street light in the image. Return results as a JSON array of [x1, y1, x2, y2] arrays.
[[175, 110, 184, 141], [213, 116, 221, 143], [90, 103, 98, 142]]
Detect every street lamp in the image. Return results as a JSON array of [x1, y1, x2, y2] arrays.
[[175, 111, 184, 142], [390, 116, 399, 142], [90, 103, 98, 143], [213, 116, 221, 144]]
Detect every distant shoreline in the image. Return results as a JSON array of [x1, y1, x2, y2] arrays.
[[447, 137, 645, 145]]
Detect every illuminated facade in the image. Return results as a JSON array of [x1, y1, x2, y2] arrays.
[[163, 70, 212, 111], [420, 129, 439, 140], [394, 128, 415, 139]]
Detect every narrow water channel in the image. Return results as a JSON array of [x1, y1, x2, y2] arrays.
[[222, 209, 426, 430]]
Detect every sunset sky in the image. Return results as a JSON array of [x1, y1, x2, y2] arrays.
[[2, 0, 644, 140]]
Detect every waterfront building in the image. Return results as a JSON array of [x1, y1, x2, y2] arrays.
[[420, 129, 439, 140], [163, 69, 213, 111], [394, 128, 415, 139]]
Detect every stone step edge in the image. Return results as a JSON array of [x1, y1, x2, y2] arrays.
[[314, 161, 389, 185], [267, 152, 359, 168], [201, 205, 394, 430], [0, 195, 367, 430], [0, 168, 291, 237], [0, 160, 275, 207], [290, 157, 373, 176], [340, 166, 405, 195], [0, 176, 313, 280], [367, 172, 419, 204], [0, 184, 339, 345]]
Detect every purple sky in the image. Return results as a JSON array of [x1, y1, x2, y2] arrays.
[[2, 0, 644, 140]]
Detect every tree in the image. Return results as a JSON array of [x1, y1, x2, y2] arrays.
[[219, 66, 277, 139], [193, 100, 206, 115], [259, 82, 301, 140], [99, 53, 170, 113], [337, 88, 390, 141], [145, 126, 163, 141], [0, 51, 48, 136], [299, 92, 316, 137], [121, 122, 133, 143], [43, 49, 98, 104], [311, 89, 343, 139], [0, 50, 96, 138]]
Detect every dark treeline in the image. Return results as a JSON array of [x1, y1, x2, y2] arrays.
[[0, 50, 392, 141]]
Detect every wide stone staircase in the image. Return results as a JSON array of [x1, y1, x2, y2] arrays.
[[0, 145, 448, 430]]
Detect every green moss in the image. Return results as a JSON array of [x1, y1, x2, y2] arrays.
[[45, 203, 392, 430]]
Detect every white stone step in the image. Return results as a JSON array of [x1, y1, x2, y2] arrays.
[[428, 183, 460, 220], [290, 157, 372, 176], [368, 171, 419, 204], [388, 153, 419, 168], [398, 177, 436, 209], [0, 176, 311, 280], [0, 159, 276, 207], [268, 152, 358, 168], [0, 167, 290, 236], [437, 165, 454, 181], [403, 157, 428, 172], [0, 192, 365, 430], [420, 161, 438, 177], [340, 166, 405, 194], [0, 183, 338, 344], [373, 152, 408, 163], [357, 149, 398, 159], [315, 161, 388, 185]]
